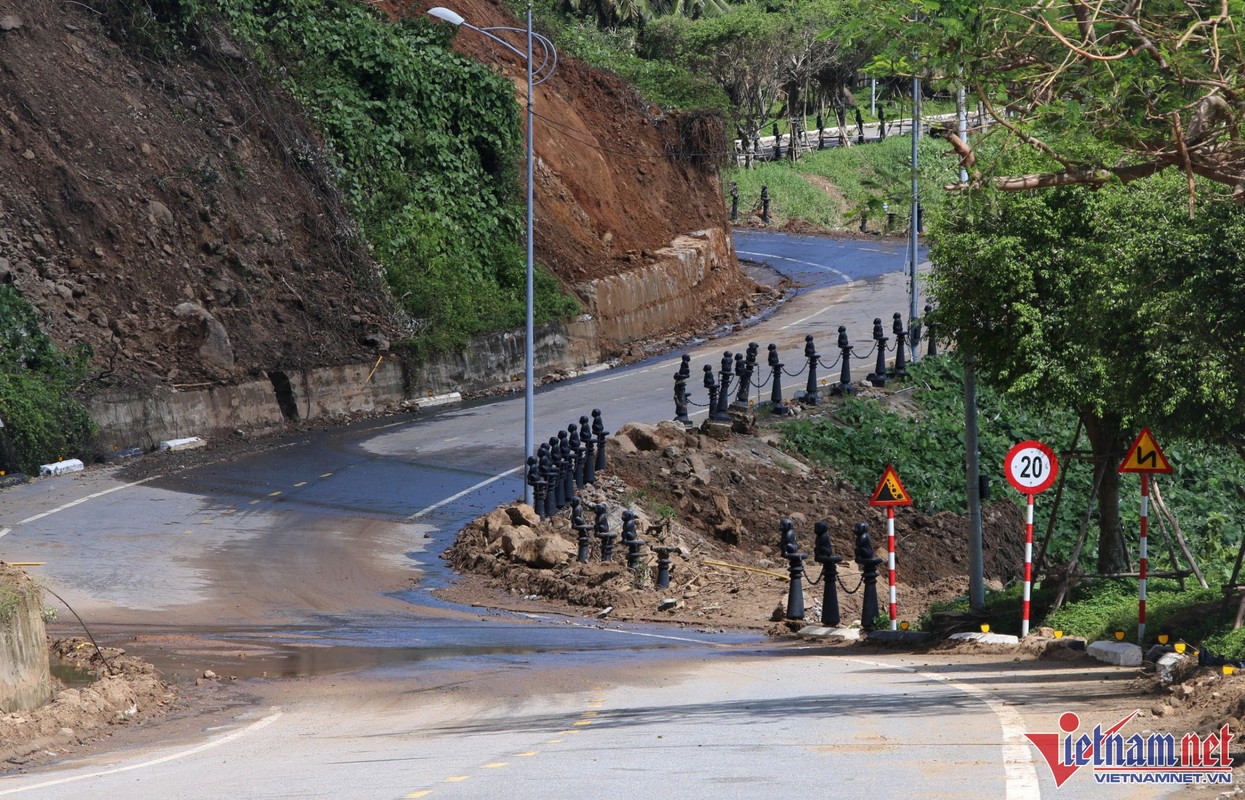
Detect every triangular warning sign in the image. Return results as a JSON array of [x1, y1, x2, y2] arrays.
[[1119, 428, 1173, 474], [870, 465, 913, 507]]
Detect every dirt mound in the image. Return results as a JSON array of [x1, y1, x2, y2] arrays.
[[1, 638, 178, 771], [439, 418, 1025, 630]]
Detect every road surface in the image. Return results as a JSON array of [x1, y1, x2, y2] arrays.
[[0, 232, 1167, 799]]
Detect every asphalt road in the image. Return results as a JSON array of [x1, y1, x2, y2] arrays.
[[0, 232, 1167, 799]]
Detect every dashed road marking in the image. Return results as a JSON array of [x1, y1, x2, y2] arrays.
[[482, 763, 508, 769], [268, 491, 282, 497], [516, 752, 537, 757], [320, 472, 333, 478], [546, 739, 564, 744], [443, 775, 470, 783], [572, 720, 593, 727], [294, 481, 307, 487], [405, 792, 432, 799]]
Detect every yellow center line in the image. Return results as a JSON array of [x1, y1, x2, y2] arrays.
[[516, 751, 538, 757], [249, 499, 260, 505], [320, 472, 333, 478], [405, 792, 432, 799], [483, 763, 509, 769], [573, 720, 593, 727], [580, 711, 598, 717], [546, 739, 564, 744], [268, 491, 282, 497], [293, 481, 307, 487], [444, 776, 470, 783]]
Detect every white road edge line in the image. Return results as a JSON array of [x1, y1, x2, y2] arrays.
[[0, 528, 10, 540], [405, 466, 524, 521], [850, 658, 1040, 800], [15, 477, 161, 527], [735, 250, 855, 285], [0, 708, 284, 796], [553, 618, 733, 648]]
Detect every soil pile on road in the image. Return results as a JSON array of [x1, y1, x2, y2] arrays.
[[1, 638, 179, 771], [440, 417, 1026, 631]]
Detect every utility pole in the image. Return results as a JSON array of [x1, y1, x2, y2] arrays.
[[908, 57, 920, 364], [965, 357, 985, 611]]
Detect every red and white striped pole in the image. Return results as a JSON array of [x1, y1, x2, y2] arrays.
[[1139, 474, 1149, 644], [1022, 494, 1034, 637], [888, 507, 897, 631]]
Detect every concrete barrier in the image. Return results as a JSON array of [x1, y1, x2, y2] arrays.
[[159, 437, 206, 452], [0, 566, 52, 713], [38, 459, 84, 477], [1087, 640, 1143, 666]]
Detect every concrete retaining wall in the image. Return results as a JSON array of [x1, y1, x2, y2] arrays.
[[575, 228, 736, 346], [0, 567, 52, 713], [88, 318, 605, 451]]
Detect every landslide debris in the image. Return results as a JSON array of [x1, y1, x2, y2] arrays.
[[440, 419, 1026, 632]]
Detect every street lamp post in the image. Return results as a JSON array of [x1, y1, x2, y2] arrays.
[[428, 4, 557, 506]]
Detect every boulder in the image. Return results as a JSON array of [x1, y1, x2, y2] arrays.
[[616, 422, 684, 452], [484, 508, 512, 536], [172, 302, 234, 371], [506, 504, 541, 528]]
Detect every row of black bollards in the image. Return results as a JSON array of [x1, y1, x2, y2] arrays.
[[780, 519, 883, 630], [525, 409, 610, 521], [671, 311, 940, 424], [567, 499, 678, 590]]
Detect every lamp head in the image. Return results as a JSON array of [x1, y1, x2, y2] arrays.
[[427, 7, 465, 25]]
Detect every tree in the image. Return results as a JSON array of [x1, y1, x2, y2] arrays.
[[929, 165, 1245, 573], [859, 0, 1245, 205]]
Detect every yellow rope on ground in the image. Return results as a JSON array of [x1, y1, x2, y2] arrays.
[[701, 559, 789, 581]]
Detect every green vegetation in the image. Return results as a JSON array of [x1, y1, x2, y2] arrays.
[[0, 571, 41, 626], [728, 134, 952, 231], [0, 288, 97, 475], [783, 356, 1245, 656], [101, 0, 580, 358]]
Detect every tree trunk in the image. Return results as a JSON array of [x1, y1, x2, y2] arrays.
[[1083, 413, 1128, 574]]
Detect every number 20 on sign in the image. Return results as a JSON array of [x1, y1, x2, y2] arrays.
[[1004, 441, 1060, 637]]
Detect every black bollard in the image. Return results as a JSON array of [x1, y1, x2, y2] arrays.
[[772, 122, 781, 161], [548, 436, 565, 510], [569, 424, 586, 490], [780, 518, 797, 556], [855, 107, 865, 145], [766, 344, 788, 415], [673, 354, 693, 427], [830, 325, 856, 396], [760, 185, 770, 225], [816, 113, 824, 150], [890, 313, 908, 380], [734, 343, 758, 407], [592, 409, 608, 472], [571, 498, 593, 563], [878, 106, 886, 141], [539, 443, 557, 520], [654, 546, 677, 589], [704, 365, 729, 423], [801, 335, 820, 405], [621, 510, 646, 572], [780, 518, 807, 620], [558, 429, 574, 505], [867, 317, 889, 388], [526, 456, 546, 520], [594, 503, 616, 562], [924, 304, 938, 358], [580, 416, 596, 485], [813, 521, 843, 627], [855, 522, 883, 631], [729, 181, 739, 221], [716, 351, 734, 418], [725, 352, 744, 409]]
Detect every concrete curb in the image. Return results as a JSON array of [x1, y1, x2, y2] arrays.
[[408, 392, 462, 410], [159, 437, 206, 452], [39, 459, 84, 476], [949, 631, 1020, 645], [865, 629, 933, 644], [797, 625, 861, 641]]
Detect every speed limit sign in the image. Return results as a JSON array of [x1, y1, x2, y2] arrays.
[[1004, 440, 1059, 495]]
